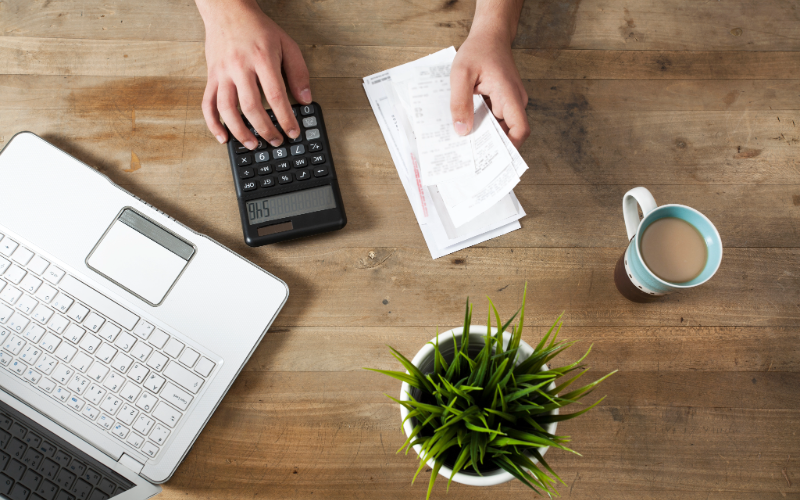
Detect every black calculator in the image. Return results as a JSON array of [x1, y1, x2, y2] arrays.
[[226, 102, 347, 246]]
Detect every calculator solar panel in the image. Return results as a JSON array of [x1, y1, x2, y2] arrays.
[[226, 103, 347, 246]]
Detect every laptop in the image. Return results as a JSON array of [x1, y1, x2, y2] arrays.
[[0, 132, 289, 499]]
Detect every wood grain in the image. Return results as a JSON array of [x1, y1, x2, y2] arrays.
[[4, 0, 800, 52]]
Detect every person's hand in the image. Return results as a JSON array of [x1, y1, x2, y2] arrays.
[[450, 29, 529, 148], [197, 0, 311, 149]]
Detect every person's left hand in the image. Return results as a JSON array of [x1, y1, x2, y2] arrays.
[[450, 29, 530, 148]]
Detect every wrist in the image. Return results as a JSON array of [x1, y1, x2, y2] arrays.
[[195, 0, 260, 27], [469, 0, 523, 46], [469, 17, 515, 46]]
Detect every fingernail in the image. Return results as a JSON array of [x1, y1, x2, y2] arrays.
[[300, 88, 312, 104], [454, 121, 470, 136], [244, 140, 257, 150], [287, 128, 299, 139], [269, 137, 283, 147], [215, 135, 226, 144]]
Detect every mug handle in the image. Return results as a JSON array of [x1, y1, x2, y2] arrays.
[[623, 187, 658, 240]]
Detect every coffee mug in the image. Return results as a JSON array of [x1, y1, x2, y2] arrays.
[[614, 187, 723, 302]]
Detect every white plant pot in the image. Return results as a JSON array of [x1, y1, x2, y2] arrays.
[[399, 325, 558, 487]]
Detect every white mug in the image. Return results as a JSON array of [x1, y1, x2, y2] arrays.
[[615, 187, 723, 302]]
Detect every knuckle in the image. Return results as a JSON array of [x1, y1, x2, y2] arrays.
[[263, 88, 285, 103]]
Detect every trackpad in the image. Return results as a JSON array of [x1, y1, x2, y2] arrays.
[[87, 209, 195, 306]]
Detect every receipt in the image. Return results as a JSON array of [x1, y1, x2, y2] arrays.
[[437, 100, 520, 227]]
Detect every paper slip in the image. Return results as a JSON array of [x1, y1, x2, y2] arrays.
[[437, 99, 521, 227], [362, 47, 528, 259]]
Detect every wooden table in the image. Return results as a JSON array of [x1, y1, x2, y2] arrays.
[[2, 1, 799, 498]]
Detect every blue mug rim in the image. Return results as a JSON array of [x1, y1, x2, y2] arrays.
[[633, 204, 723, 289]]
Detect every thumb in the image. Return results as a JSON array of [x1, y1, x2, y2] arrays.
[[450, 65, 477, 136]]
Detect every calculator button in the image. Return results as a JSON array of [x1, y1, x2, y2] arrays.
[[293, 158, 308, 168], [236, 155, 253, 166], [254, 151, 269, 163], [290, 145, 305, 156], [302, 116, 317, 128], [233, 142, 249, 154], [256, 138, 268, 150], [238, 168, 254, 179], [311, 154, 326, 165], [295, 170, 311, 181], [292, 107, 298, 117], [242, 181, 257, 192], [275, 161, 290, 172], [300, 104, 315, 116], [257, 165, 273, 175], [278, 174, 292, 185], [313, 167, 329, 178], [273, 147, 288, 159], [305, 128, 320, 140], [260, 178, 275, 188], [308, 142, 323, 152], [290, 135, 303, 144]]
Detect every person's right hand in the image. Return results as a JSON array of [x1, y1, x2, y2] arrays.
[[196, 0, 311, 149]]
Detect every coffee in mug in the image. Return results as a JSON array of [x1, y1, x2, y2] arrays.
[[640, 217, 707, 283], [614, 187, 722, 302]]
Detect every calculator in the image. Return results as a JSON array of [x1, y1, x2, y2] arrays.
[[226, 103, 347, 246]]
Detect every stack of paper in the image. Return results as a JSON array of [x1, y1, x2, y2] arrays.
[[363, 47, 528, 259]]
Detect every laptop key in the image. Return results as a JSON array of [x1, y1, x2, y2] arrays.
[[21, 448, 43, 469], [6, 459, 26, 480], [0, 428, 10, 447], [9, 483, 30, 500], [35, 480, 58, 500], [52, 450, 71, 468], [0, 449, 9, 469], [0, 473, 12, 495], [56, 491, 76, 500], [95, 478, 115, 496], [67, 460, 86, 477], [70, 478, 92, 500], [87, 491, 108, 500], [54, 469, 75, 489], [8, 438, 27, 459], [20, 468, 42, 491], [38, 458, 59, 480]]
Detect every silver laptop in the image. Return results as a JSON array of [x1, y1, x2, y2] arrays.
[[0, 132, 289, 499]]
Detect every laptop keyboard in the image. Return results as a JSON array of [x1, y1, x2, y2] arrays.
[[0, 230, 220, 461], [0, 398, 134, 500]]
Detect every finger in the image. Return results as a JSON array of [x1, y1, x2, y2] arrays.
[[202, 80, 228, 144], [217, 80, 257, 149], [497, 119, 510, 135], [234, 72, 283, 147], [450, 64, 478, 136], [256, 64, 300, 140], [501, 96, 530, 149], [281, 37, 312, 105]]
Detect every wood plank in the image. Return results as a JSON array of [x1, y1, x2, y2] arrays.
[[3, 37, 800, 79], [4, 105, 800, 189], [5, 76, 800, 113], [156, 403, 800, 497], [4, 0, 800, 52], [249, 326, 800, 373], [246, 247, 800, 328]]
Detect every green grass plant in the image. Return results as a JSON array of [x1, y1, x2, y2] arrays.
[[366, 284, 616, 499]]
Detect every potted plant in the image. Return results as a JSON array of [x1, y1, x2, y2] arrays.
[[367, 284, 616, 499]]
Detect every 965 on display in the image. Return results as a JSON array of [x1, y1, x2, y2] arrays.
[[226, 103, 347, 246]]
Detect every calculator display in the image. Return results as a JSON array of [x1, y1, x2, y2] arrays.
[[245, 185, 337, 225]]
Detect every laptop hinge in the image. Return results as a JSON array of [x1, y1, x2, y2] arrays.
[[118, 453, 144, 474]]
